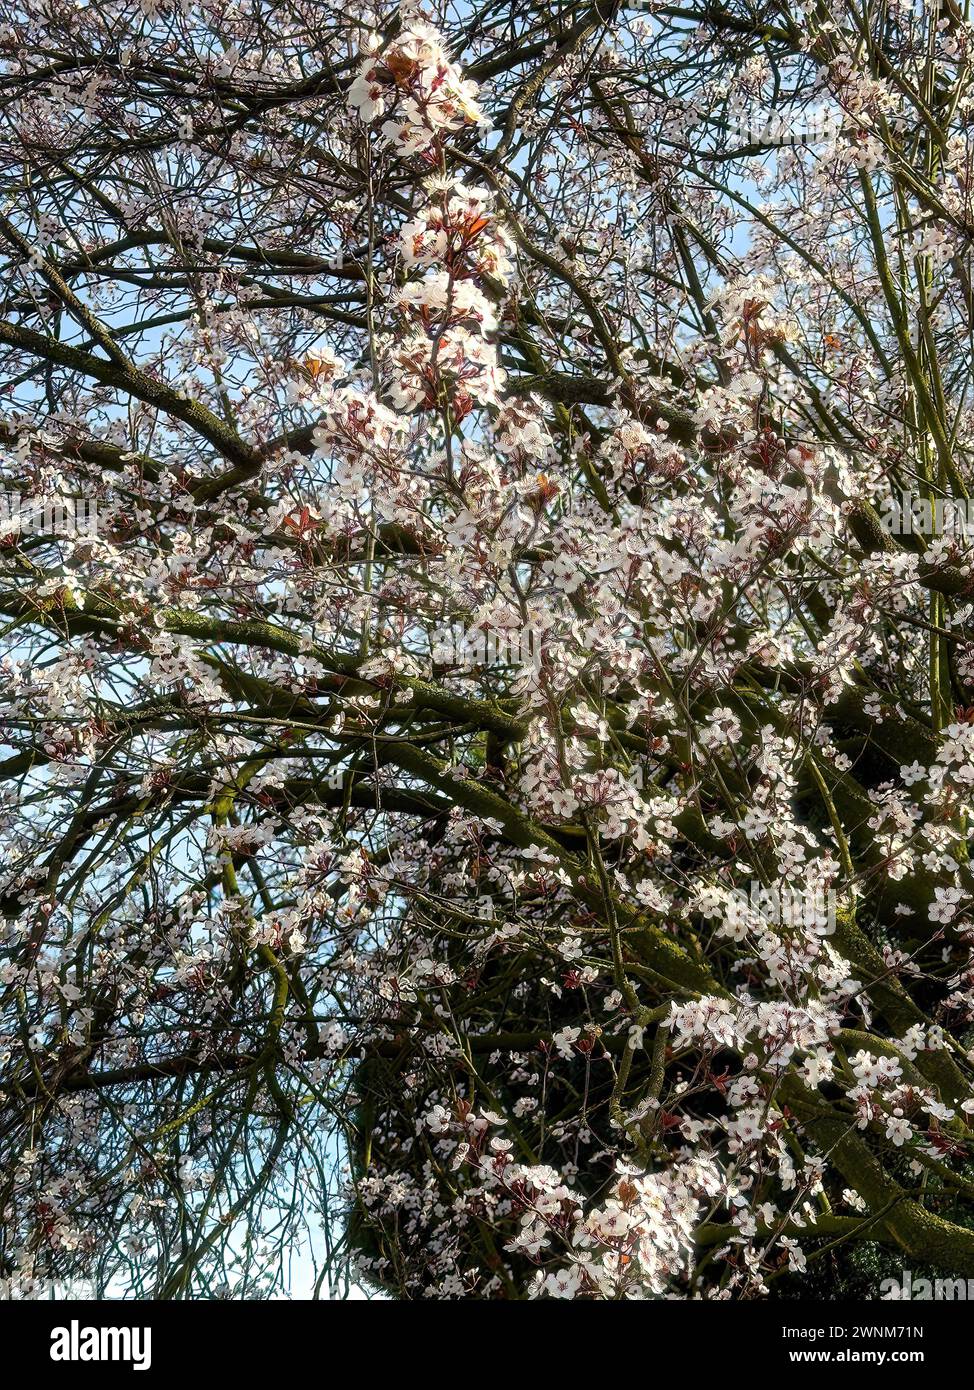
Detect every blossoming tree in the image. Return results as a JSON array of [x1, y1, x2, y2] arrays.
[[3, 0, 974, 1300]]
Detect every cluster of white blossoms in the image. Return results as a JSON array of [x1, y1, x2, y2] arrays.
[[399, 182, 514, 283], [309, 385, 427, 528], [516, 1159, 723, 1300], [386, 1094, 724, 1300], [491, 395, 555, 462], [347, 23, 489, 156], [386, 178, 511, 416], [347, 29, 513, 421]]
